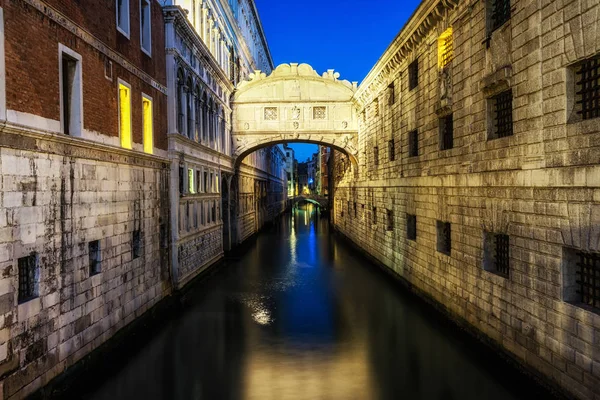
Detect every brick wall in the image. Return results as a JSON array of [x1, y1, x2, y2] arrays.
[[333, 1, 600, 399]]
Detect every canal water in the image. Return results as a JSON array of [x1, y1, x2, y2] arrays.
[[80, 203, 557, 400]]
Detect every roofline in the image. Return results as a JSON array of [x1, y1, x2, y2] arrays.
[[247, 0, 275, 70]]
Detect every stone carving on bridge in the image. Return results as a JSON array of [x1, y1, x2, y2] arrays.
[[232, 63, 360, 166]]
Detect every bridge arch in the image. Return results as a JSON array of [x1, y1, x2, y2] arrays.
[[231, 63, 359, 168]]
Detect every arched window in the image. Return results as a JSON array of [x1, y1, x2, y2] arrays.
[[186, 78, 194, 139], [202, 93, 208, 143], [176, 68, 185, 134], [194, 86, 202, 142]]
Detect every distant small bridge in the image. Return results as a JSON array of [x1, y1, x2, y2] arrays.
[[291, 195, 329, 209]]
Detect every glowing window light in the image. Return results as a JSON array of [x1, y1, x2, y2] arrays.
[[438, 27, 454, 69], [142, 96, 153, 154], [188, 168, 195, 194], [119, 82, 132, 149]]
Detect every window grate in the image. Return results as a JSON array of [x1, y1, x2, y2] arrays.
[[440, 32, 454, 68], [409, 60, 419, 90], [440, 114, 454, 150], [313, 106, 326, 120], [575, 56, 600, 121], [493, 90, 513, 138], [576, 251, 600, 310], [89, 240, 101, 276], [494, 234, 510, 276], [388, 140, 395, 161], [407, 214, 417, 241], [437, 221, 451, 255], [409, 130, 419, 157], [18, 254, 37, 303], [491, 0, 511, 32], [264, 107, 278, 120]]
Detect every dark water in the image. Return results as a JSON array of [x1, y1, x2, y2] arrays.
[[83, 204, 556, 400]]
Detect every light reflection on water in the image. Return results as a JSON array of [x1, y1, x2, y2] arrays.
[[81, 203, 556, 400]]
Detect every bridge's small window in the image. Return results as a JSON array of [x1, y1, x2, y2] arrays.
[[488, 89, 513, 139], [572, 55, 600, 121], [439, 114, 454, 150], [438, 27, 453, 69], [386, 210, 394, 231], [484, 233, 510, 277], [409, 59, 419, 90], [132, 230, 142, 259], [563, 248, 600, 311], [388, 140, 395, 161], [18, 253, 38, 303], [408, 129, 419, 157], [89, 240, 101, 276], [436, 220, 451, 255], [407, 214, 417, 241], [313, 106, 326, 120], [264, 107, 278, 121]]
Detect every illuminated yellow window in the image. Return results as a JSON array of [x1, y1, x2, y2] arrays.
[[188, 168, 195, 194], [118, 82, 132, 149], [438, 27, 454, 69], [142, 96, 153, 154]]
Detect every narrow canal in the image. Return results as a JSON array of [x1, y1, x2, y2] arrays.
[[77, 203, 557, 400]]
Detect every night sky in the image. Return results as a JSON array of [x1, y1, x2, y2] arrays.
[[254, 0, 422, 161]]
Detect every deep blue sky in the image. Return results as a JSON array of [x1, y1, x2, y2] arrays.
[[254, 0, 422, 161]]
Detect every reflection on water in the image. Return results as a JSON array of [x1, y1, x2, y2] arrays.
[[83, 203, 555, 400]]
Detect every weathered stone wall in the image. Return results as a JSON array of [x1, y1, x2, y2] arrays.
[[333, 0, 600, 399], [177, 226, 222, 286], [0, 133, 171, 399]]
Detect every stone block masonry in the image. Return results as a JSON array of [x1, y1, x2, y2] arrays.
[[333, 0, 600, 399]]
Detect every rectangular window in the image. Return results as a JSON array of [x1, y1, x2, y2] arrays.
[[409, 59, 419, 90], [387, 83, 395, 105], [204, 171, 209, 193], [437, 221, 451, 255], [60, 49, 82, 136], [354, 202, 357, 218], [142, 95, 153, 153], [386, 210, 394, 231], [179, 166, 185, 194], [118, 81, 132, 149], [388, 140, 395, 161], [489, 90, 513, 139], [563, 249, 600, 310], [264, 107, 278, 120], [212, 201, 216, 223], [116, 0, 130, 38], [372, 207, 377, 225], [373, 146, 379, 166], [196, 170, 201, 193], [490, 0, 511, 32], [438, 27, 454, 69], [132, 230, 141, 259], [18, 253, 38, 303], [140, 0, 151, 55], [313, 106, 326, 119], [89, 240, 101, 276], [408, 129, 419, 157], [439, 114, 454, 150], [188, 168, 195, 194], [484, 233, 510, 277], [574, 56, 600, 121], [407, 214, 417, 241]]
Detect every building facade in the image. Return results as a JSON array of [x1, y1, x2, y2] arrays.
[[332, 0, 600, 399], [0, 0, 170, 397], [283, 144, 296, 198]]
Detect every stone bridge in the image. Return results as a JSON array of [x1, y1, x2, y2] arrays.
[[231, 63, 359, 168], [292, 194, 329, 209]]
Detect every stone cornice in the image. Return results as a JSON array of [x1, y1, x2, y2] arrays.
[[354, 0, 460, 107], [21, 0, 168, 95], [164, 6, 234, 93]]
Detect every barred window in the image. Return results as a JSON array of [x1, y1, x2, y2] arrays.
[[439, 114, 454, 150], [313, 106, 326, 120], [132, 230, 142, 259], [407, 214, 417, 241], [563, 248, 600, 310], [409, 60, 419, 90], [574, 56, 600, 121], [437, 221, 451, 255], [386, 210, 394, 231], [484, 233, 509, 277], [372, 207, 377, 225], [18, 253, 38, 303], [373, 146, 379, 166], [489, 90, 513, 139], [438, 27, 453, 69], [89, 240, 101, 276], [408, 129, 419, 157], [388, 140, 395, 161], [264, 107, 278, 120], [490, 0, 511, 32]]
